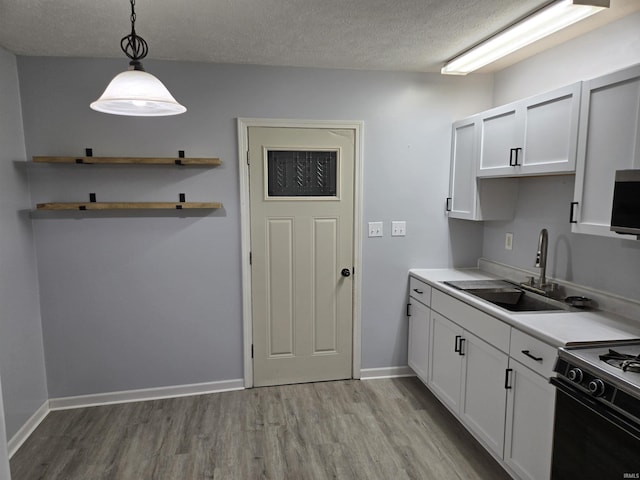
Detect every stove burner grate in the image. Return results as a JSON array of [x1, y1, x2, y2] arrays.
[[599, 349, 640, 373]]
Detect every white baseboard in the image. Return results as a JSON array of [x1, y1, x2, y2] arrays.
[[48, 378, 245, 411], [7, 379, 244, 458], [360, 366, 415, 380], [8, 400, 49, 459]]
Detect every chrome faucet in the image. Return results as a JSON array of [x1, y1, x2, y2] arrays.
[[521, 228, 558, 296], [535, 228, 548, 288]]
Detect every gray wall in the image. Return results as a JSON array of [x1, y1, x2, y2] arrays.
[[18, 57, 493, 397], [492, 11, 640, 105], [0, 47, 48, 441], [483, 12, 640, 301], [482, 176, 640, 300]]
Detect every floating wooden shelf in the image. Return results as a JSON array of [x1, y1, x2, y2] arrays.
[[36, 202, 222, 211], [33, 156, 222, 166]]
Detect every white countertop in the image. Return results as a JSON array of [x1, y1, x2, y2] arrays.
[[409, 268, 640, 348]]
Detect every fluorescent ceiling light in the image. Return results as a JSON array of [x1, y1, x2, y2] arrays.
[[441, 0, 610, 75]]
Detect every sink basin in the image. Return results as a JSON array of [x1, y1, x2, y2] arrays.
[[463, 288, 523, 305], [464, 288, 567, 312], [443, 279, 570, 312]]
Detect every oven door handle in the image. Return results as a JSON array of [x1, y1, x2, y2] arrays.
[[550, 377, 640, 440]]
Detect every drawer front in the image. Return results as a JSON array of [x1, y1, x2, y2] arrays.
[[510, 328, 557, 379], [432, 289, 510, 353], [409, 277, 431, 306]]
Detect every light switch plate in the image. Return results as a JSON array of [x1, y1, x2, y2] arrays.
[[368, 222, 383, 237], [391, 221, 406, 237], [505, 232, 513, 250]]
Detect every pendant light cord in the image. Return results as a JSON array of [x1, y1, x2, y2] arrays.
[[120, 0, 149, 71]]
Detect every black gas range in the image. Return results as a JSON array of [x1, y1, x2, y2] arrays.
[[551, 341, 640, 480]]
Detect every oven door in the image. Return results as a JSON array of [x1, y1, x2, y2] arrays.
[[551, 378, 640, 480]]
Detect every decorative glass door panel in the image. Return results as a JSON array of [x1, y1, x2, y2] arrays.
[[266, 150, 338, 199]]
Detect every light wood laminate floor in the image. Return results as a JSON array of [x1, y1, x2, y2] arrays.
[[11, 377, 511, 479]]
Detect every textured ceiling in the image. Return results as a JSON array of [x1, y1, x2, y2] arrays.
[[0, 0, 638, 73]]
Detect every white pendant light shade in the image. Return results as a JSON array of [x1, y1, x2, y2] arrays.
[[91, 69, 186, 116], [90, 0, 186, 117]]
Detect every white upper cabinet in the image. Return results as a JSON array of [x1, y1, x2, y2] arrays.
[[477, 83, 581, 177], [447, 117, 478, 220], [478, 103, 520, 176], [571, 64, 640, 238], [447, 117, 518, 221], [447, 82, 581, 221]]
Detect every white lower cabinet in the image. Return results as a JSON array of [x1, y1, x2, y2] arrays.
[[407, 277, 432, 383], [428, 313, 508, 458], [460, 331, 509, 457], [504, 359, 556, 480], [407, 300, 430, 383], [413, 286, 557, 480], [428, 312, 463, 412]]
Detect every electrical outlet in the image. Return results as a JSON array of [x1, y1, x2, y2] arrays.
[[368, 222, 383, 237], [391, 221, 406, 237], [505, 232, 513, 250]]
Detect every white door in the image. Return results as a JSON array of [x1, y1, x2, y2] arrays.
[[248, 126, 355, 387]]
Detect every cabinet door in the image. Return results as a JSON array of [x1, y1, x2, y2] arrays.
[[478, 83, 580, 178], [447, 117, 478, 219], [521, 82, 580, 175], [407, 300, 430, 384], [428, 312, 463, 413], [572, 64, 640, 238], [447, 116, 518, 221], [504, 360, 555, 480], [478, 103, 522, 177], [459, 331, 509, 457]]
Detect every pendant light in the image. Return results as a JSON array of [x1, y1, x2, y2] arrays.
[[90, 0, 186, 116]]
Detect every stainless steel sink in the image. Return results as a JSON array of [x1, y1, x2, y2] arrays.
[[443, 279, 570, 312], [463, 288, 523, 305]]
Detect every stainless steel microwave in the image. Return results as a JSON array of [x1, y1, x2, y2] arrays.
[[610, 170, 640, 237]]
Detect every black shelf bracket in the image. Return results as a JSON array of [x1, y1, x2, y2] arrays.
[[176, 193, 186, 209]]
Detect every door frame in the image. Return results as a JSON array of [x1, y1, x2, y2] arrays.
[[237, 118, 364, 388]]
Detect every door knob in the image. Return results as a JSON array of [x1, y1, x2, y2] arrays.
[[341, 268, 351, 277]]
